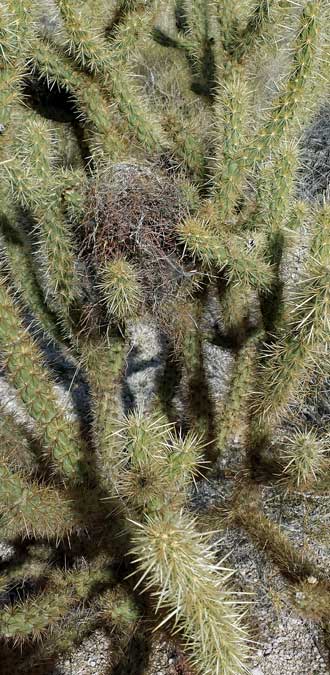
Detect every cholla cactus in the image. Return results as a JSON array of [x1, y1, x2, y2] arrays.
[[0, 1, 330, 673], [279, 427, 328, 486]]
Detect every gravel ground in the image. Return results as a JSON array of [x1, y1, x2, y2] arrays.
[[222, 525, 330, 675], [53, 630, 113, 675]]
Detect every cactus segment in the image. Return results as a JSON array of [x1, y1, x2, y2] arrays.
[[55, 1, 167, 152], [130, 510, 250, 675], [30, 37, 126, 159], [99, 258, 143, 322], [216, 331, 261, 452], [248, 1, 323, 165], [0, 274, 86, 482], [212, 65, 251, 224], [178, 217, 272, 290], [0, 563, 114, 643], [0, 463, 76, 539]]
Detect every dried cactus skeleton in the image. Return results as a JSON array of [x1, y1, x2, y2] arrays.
[[0, 1, 330, 674]]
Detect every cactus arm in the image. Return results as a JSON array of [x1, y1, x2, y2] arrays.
[[4, 116, 88, 326], [0, 407, 37, 472], [79, 336, 127, 495], [280, 427, 327, 487], [110, 410, 249, 674], [213, 0, 241, 55], [229, 0, 278, 61], [181, 0, 213, 88], [58, 167, 88, 225], [0, 563, 114, 643], [178, 217, 272, 290], [0, 463, 77, 539], [0, 61, 25, 130], [248, 1, 323, 165], [0, 3, 20, 65], [108, 11, 169, 153], [29, 37, 125, 159], [165, 429, 207, 490], [0, 273, 86, 482], [248, 142, 299, 329], [0, 236, 62, 340], [130, 510, 250, 675], [253, 334, 312, 436], [211, 1, 323, 215], [176, 300, 210, 440], [216, 331, 261, 454], [182, 0, 209, 59], [0, 3, 31, 162], [110, 69, 167, 153], [250, 141, 298, 232], [219, 283, 261, 335], [112, 410, 176, 511], [54, 2, 167, 153], [0, 592, 73, 644], [212, 64, 251, 224], [56, 0, 108, 73], [231, 490, 319, 581], [99, 258, 143, 323], [253, 204, 330, 431]]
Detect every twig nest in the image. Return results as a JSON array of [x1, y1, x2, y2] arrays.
[[81, 162, 198, 331]]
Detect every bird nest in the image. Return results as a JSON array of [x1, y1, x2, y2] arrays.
[[80, 162, 198, 330]]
